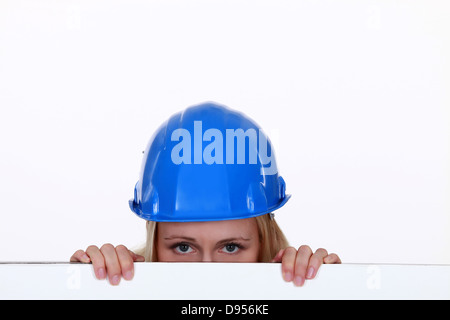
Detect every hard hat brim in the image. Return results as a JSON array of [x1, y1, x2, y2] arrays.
[[129, 194, 291, 222]]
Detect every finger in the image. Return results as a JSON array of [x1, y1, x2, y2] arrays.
[[70, 249, 90, 263], [129, 250, 145, 262], [324, 253, 341, 264], [271, 248, 286, 263], [115, 245, 135, 281], [293, 245, 313, 287], [306, 248, 328, 280], [281, 247, 297, 282], [86, 245, 106, 280], [100, 243, 122, 285]]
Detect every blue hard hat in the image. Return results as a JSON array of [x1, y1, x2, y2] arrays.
[[129, 102, 290, 222]]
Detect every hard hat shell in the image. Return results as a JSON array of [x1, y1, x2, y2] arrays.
[[129, 102, 290, 222]]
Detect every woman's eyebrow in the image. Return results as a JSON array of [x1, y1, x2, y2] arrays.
[[216, 237, 251, 246], [163, 236, 197, 242], [163, 236, 251, 244]]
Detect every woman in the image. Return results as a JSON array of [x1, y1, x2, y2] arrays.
[[71, 102, 341, 286]]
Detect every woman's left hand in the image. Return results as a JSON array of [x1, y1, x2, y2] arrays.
[[271, 245, 341, 286]]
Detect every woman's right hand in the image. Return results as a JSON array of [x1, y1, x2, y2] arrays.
[[70, 244, 145, 285]]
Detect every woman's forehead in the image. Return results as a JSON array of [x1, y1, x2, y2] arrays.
[[157, 218, 258, 239]]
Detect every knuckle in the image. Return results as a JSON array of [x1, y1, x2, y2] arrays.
[[115, 245, 133, 262], [281, 247, 297, 269], [70, 250, 85, 261], [115, 244, 128, 251], [283, 247, 297, 259], [298, 245, 312, 255], [74, 249, 85, 256], [86, 245, 99, 252], [309, 254, 323, 265], [100, 243, 114, 252], [285, 246, 297, 253], [326, 253, 341, 264], [315, 248, 328, 256]]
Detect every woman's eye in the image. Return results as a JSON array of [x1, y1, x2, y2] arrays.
[[175, 244, 193, 254], [222, 244, 240, 254]]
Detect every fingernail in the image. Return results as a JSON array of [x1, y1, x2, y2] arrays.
[[96, 267, 106, 279], [306, 267, 315, 279], [124, 270, 133, 281], [294, 275, 304, 287], [81, 254, 90, 263], [283, 271, 293, 282], [110, 275, 121, 286]]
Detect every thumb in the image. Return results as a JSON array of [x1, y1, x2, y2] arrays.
[[129, 250, 146, 262], [271, 248, 286, 263]]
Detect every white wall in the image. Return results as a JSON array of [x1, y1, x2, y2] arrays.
[[0, 0, 449, 264]]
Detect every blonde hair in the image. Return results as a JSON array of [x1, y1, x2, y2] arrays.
[[135, 213, 289, 262]]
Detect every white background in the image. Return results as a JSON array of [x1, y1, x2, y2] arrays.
[[0, 0, 449, 264]]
